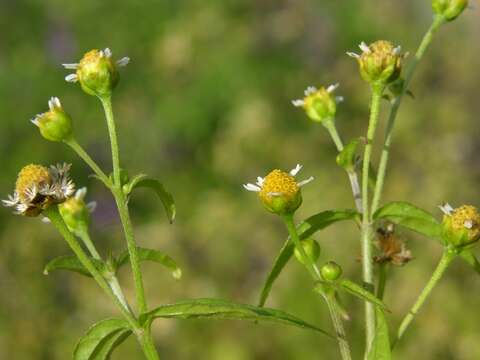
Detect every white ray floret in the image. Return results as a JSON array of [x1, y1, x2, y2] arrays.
[[327, 83, 339, 93], [243, 183, 261, 192], [464, 219, 474, 229], [359, 41, 371, 53], [117, 57, 130, 67], [297, 176, 314, 187], [103, 48, 112, 58], [439, 203, 454, 215], [62, 63, 79, 70], [290, 164, 302, 176], [48, 97, 61, 110], [304, 86, 317, 96], [393, 46, 402, 55], [65, 74, 78, 82]]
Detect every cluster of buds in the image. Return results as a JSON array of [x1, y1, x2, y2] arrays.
[[243, 164, 313, 215], [440, 204, 480, 248], [432, 0, 468, 21], [292, 84, 343, 124], [348, 41, 404, 85], [63, 48, 129, 98], [2, 164, 75, 217]]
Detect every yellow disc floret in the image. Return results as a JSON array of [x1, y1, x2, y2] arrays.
[[259, 170, 302, 215], [15, 164, 51, 202]]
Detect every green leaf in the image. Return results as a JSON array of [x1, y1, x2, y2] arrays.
[[367, 309, 391, 360], [43, 255, 105, 277], [89, 329, 131, 360], [373, 201, 442, 239], [73, 318, 130, 360], [124, 174, 175, 223], [116, 247, 182, 280], [460, 249, 480, 275], [337, 279, 387, 310], [257, 240, 295, 306], [257, 209, 359, 307], [140, 298, 332, 337]]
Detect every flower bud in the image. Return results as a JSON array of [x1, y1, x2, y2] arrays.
[[292, 84, 343, 123], [440, 203, 480, 248], [31, 97, 73, 142], [348, 41, 404, 85], [59, 188, 94, 235], [432, 0, 468, 21], [321, 261, 343, 281], [294, 238, 321, 265], [243, 165, 314, 216], [62, 48, 130, 98]]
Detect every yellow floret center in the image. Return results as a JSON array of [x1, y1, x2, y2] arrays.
[[15, 164, 51, 202], [450, 205, 480, 232], [259, 169, 299, 203]]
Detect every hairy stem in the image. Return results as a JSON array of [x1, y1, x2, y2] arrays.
[[393, 250, 455, 348], [323, 119, 363, 212], [44, 205, 138, 329], [371, 15, 446, 214], [282, 214, 352, 360], [361, 83, 385, 352], [100, 96, 148, 314]]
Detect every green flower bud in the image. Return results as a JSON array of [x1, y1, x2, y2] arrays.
[[62, 48, 130, 98], [440, 203, 480, 248], [321, 261, 343, 281], [432, 0, 468, 21], [243, 164, 314, 216], [294, 238, 321, 265], [59, 188, 95, 235], [292, 84, 344, 123], [31, 97, 73, 142], [336, 139, 359, 173], [348, 41, 404, 85]]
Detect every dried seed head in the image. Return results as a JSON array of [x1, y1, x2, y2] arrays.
[[374, 224, 412, 266]]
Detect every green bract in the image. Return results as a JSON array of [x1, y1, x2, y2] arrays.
[[32, 97, 73, 142], [59, 188, 91, 236], [294, 238, 321, 265], [432, 0, 468, 21]]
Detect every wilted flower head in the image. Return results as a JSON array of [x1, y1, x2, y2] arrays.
[[347, 40, 404, 85], [243, 164, 313, 215], [31, 97, 73, 142], [432, 0, 468, 21], [59, 187, 96, 235], [440, 203, 480, 247], [374, 224, 412, 266], [63, 48, 130, 97], [292, 84, 343, 123], [3, 164, 75, 217]]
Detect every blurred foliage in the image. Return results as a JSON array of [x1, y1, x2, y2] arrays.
[[0, 0, 479, 359]]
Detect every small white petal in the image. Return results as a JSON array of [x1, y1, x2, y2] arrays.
[[298, 176, 314, 187], [103, 48, 112, 58], [87, 201, 97, 213], [65, 74, 78, 82], [346, 52, 360, 59], [268, 192, 283, 197], [439, 203, 454, 216], [256, 177, 264, 186], [290, 164, 302, 176], [335, 96, 344, 103], [243, 183, 261, 192], [304, 86, 317, 96], [41, 217, 51, 223], [327, 83, 339, 93], [464, 220, 474, 229], [62, 63, 79, 69], [116, 57, 130, 67], [359, 41, 371, 53], [53, 97, 61, 108], [393, 45, 402, 55], [75, 187, 87, 200], [291, 99, 305, 107], [31, 117, 40, 127]]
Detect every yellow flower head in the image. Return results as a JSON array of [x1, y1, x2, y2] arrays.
[[243, 164, 313, 215], [62, 48, 130, 97], [3, 163, 75, 217], [440, 203, 480, 247], [31, 97, 73, 142], [292, 84, 343, 123]]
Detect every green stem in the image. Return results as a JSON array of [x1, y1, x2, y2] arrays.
[[376, 263, 387, 301], [361, 83, 385, 352], [282, 214, 352, 360], [140, 326, 161, 360], [393, 249, 455, 348], [371, 16, 445, 215], [323, 119, 363, 213], [99, 96, 148, 314], [100, 96, 121, 187], [64, 138, 111, 187], [44, 205, 138, 329], [78, 230, 131, 312]]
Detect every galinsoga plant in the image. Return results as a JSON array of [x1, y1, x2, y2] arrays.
[[2, 0, 474, 359]]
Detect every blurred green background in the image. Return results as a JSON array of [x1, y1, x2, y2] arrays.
[[1, 0, 479, 359]]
